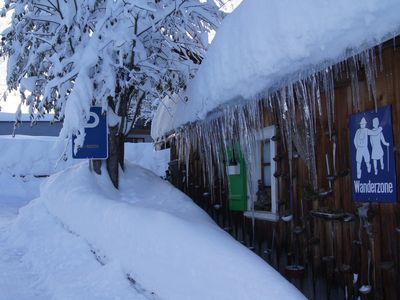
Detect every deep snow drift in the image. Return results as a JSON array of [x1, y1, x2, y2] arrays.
[[0, 172, 51, 299], [0, 135, 74, 176], [124, 142, 169, 177], [0, 136, 302, 298], [0, 137, 167, 299], [4, 162, 304, 299], [0, 135, 168, 177]]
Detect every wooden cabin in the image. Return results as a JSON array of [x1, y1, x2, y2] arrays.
[[152, 2, 400, 299]]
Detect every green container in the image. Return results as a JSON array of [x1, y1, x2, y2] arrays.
[[226, 145, 247, 211]]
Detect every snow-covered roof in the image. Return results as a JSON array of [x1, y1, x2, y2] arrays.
[[152, 0, 400, 140], [150, 95, 181, 140], [0, 112, 58, 122], [0, 112, 56, 122]]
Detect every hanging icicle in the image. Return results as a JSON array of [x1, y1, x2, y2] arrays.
[[359, 48, 378, 110], [171, 42, 382, 197]]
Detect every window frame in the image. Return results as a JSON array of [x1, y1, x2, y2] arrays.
[[244, 125, 279, 222]]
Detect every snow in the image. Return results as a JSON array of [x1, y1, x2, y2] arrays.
[[7, 162, 304, 299], [150, 95, 180, 140], [1, 0, 222, 146], [0, 174, 51, 300], [0, 135, 168, 177], [152, 0, 400, 139], [0, 112, 56, 122], [219, 0, 243, 13], [0, 136, 304, 299], [0, 135, 74, 176], [124, 143, 170, 177]]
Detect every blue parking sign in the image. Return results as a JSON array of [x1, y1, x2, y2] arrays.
[[349, 105, 396, 202], [72, 107, 108, 159]]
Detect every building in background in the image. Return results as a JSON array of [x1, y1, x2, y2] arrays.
[[0, 113, 62, 136], [125, 119, 152, 143]]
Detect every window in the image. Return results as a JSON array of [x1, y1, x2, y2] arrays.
[[262, 140, 272, 187], [244, 126, 278, 222]]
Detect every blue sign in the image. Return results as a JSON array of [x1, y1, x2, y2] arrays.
[[349, 105, 396, 202], [72, 107, 108, 159]]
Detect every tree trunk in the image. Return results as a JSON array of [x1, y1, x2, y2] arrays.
[[92, 160, 102, 175], [118, 128, 125, 170], [91, 126, 125, 189], [107, 124, 121, 189], [100, 88, 133, 189]]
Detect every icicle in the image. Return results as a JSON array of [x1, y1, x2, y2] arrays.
[[360, 49, 378, 110], [309, 75, 318, 134], [326, 153, 331, 189], [275, 88, 288, 154], [290, 79, 318, 189], [171, 97, 264, 206], [172, 43, 384, 204], [378, 44, 384, 72], [349, 56, 361, 111], [323, 67, 335, 139], [185, 130, 190, 188], [333, 141, 337, 176]]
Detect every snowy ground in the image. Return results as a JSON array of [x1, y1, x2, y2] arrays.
[[0, 137, 304, 299], [0, 174, 51, 299]]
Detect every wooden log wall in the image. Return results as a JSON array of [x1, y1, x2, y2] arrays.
[[167, 41, 400, 299]]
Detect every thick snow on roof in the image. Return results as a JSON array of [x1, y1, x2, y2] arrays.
[[151, 95, 180, 140], [0, 112, 56, 122], [152, 0, 400, 139]]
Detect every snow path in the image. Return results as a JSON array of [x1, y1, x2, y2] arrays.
[[0, 184, 51, 300]]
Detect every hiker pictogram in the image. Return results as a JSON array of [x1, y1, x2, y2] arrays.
[[350, 105, 396, 203]]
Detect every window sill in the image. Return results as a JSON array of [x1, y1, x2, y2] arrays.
[[243, 211, 279, 222]]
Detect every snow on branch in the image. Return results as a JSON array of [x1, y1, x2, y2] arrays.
[[0, 0, 224, 145]]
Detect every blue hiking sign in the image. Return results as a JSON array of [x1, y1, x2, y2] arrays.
[[72, 107, 108, 159], [349, 105, 396, 203]]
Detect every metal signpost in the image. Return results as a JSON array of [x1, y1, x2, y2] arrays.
[[349, 105, 396, 203], [72, 107, 108, 159]]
